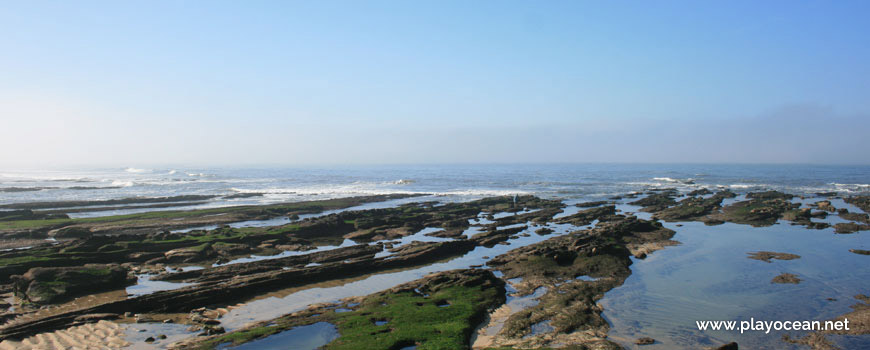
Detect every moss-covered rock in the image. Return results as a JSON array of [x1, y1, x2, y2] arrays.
[[11, 264, 134, 304], [179, 269, 505, 350]]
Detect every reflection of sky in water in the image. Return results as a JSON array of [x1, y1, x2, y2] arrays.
[[126, 274, 195, 296], [216, 322, 338, 350], [124, 323, 194, 350], [600, 217, 870, 350]]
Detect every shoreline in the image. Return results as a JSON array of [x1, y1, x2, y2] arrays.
[[0, 190, 867, 349]]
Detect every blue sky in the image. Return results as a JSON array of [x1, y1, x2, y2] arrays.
[[1, 1, 869, 165]]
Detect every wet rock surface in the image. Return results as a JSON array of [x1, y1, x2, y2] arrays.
[[482, 215, 675, 349], [11, 264, 134, 305], [0, 195, 557, 340], [785, 294, 870, 349], [833, 222, 870, 234], [845, 196, 870, 214]]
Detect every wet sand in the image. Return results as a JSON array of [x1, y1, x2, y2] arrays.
[[0, 320, 128, 349]]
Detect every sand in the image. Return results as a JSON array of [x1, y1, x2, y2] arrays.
[[0, 320, 129, 350], [471, 304, 512, 349]]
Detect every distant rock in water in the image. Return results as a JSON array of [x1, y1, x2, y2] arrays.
[[834, 222, 870, 234], [747, 251, 801, 263], [0, 187, 55, 192], [772, 273, 802, 284], [575, 200, 608, 208], [223, 192, 265, 199]]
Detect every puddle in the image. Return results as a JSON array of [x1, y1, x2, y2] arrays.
[[165, 265, 205, 273], [172, 197, 432, 233], [373, 227, 456, 259], [124, 323, 192, 350], [215, 322, 338, 350], [525, 320, 554, 337], [214, 239, 359, 267], [127, 275, 196, 296]]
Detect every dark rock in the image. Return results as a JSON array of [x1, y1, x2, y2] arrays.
[[747, 251, 801, 263], [715, 342, 738, 350], [576, 201, 608, 208], [635, 337, 655, 345], [201, 325, 225, 335], [687, 188, 713, 196], [0, 209, 70, 222], [555, 205, 616, 226], [11, 264, 134, 305], [703, 219, 725, 226], [535, 227, 554, 235], [845, 196, 870, 213], [834, 223, 870, 234], [806, 222, 831, 230], [223, 192, 264, 199], [746, 191, 793, 200], [840, 211, 870, 224], [73, 313, 119, 323], [651, 191, 733, 221], [717, 197, 799, 227], [629, 193, 676, 209], [164, 244, 215, 263], [815, 200, 836, 212]]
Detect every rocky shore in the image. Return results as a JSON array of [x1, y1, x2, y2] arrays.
[[0, 192, 867, 349]]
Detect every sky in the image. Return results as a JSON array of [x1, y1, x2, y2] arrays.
[[1, 1, 869, 166]]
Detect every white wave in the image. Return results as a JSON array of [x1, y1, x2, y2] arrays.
[[124, 167, 149, 173], [652, 177, 696, 185], [626, 181, 697, 188], [229, 185, 527, 198], [830, 183, 870, 193], [431, 189, 530, 197], [728, 184, 757, 189], [392, 179, 415, 185], [831, 183, 870, 188], [168, 170, 177, 175], [111, 180, 135, 187]]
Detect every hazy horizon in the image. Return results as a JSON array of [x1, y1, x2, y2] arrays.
[[2, 1, 870, 167]]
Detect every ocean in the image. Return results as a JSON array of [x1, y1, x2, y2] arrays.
[[2, 164, 868, 217]]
